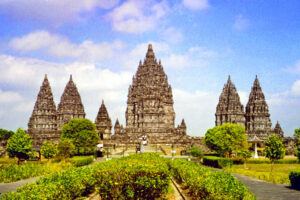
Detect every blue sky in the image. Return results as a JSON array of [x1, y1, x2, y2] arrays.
[[0, 0, 300, 137]]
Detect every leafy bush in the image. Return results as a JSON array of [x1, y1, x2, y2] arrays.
[[58, 139, 75, 158], [289, 171, 300, 190], [189, 146, 204, 157], [0, 162, 71, 183], [1, 153, 170, 200], [69, 156, 94, 167], [1, 167, 95, 200], [40, 141, 58, 160], [170, 159, 255, 200], [93, 153, 170, 200], [203, 156, 233, 168], [0, 129, 14, 139]]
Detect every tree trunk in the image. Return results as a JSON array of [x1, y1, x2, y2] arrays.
[[271, 161, 274, 172]]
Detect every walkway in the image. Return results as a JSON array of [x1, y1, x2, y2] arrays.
[[233, 173, 300, 200], [0, 176, 41, 195]]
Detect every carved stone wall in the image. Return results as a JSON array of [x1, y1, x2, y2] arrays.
[[57, 75, 85, 131], [245, 76, 272, 140], [215, 76, 245, 127], [27, 75, 59, 149], [95, 100, 112, 139]]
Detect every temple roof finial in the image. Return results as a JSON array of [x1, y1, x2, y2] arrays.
[[70, 74, 73, 81]]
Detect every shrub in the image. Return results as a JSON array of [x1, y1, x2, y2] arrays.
[[1, 166, 95, 200], [203, 156, 233, 169], [69, 156, 94, 167], [40, 141, 58, 160], [93, 153, 170, 200], [170, 159, 255, 200], [189, 146, 204, 157], [289, 171, 300, 190], [0, 129, 14, 139], [58, 139, 75, 158]]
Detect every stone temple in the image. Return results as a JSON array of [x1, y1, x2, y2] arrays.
[[109, 44, 190, 144], [215, 75, 284, 141]]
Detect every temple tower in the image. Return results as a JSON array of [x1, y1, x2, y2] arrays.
[[125, 44, 176, 136], [273, 121, 284, 139], [57, 75, 85, 131], [95, 100, 112, 139], [245, 76, 272, 140], [114, 119, 121, 135], [215, 76, 245, 127], [28, 75, 58, 149]]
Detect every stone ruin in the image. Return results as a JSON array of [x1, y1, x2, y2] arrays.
[[25, 44, 295, 154], [215, 75, 297, 153]]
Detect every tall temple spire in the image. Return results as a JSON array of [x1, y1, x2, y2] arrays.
[[245, 76, 271, 140], [28, 75, 58, 149], [95, 99, 112, 139], [57, 75, 85, 130], [125, 44, 176, 136], [215, 76, 245, 127], [273, 121, 284, 138]]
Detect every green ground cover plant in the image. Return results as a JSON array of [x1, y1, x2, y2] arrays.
[[69, 156, 94, 167], [203, 156, 233, 168], [1, 154, 255, 200], [170, 159, 255, 200], [229, 163, 300, 184], [93, 153, 170, 200], [0, 156, 94, 183]]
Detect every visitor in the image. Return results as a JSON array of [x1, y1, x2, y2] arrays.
[[97, 141, 103, 157]]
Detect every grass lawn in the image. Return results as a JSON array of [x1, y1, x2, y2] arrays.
[[228, 163, 300, 184]]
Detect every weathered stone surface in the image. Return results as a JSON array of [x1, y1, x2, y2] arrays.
[[27, 75, 58, 149], [215, 76, 245, 127], [57, 75, 85, 131], [125, 44, 176, 137], [273, 121, 284, 139], [245, 76, 272, 140], [95, 100, 112, 139]]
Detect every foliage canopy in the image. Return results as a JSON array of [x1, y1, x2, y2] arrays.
[[6, 128, 32, 162], [40, 141, 58, 159], [61, 118, 99, 154], [204, 123, 248, 157]]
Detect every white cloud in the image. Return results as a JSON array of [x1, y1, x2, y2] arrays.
[[285, 60, 300, 75], [0, 54, 132, 131], [0, 89, 23, 103], [182, 0, 209, 10], [120, 41, 170, 69], [173, 89, 218, 136], [162, 27, 183, 43], [0, 0, 120, 25], [233, 14, 250, 31], [9, 30, 124, 61], [163, 46, 215, 69], [107, 0, 169, 34], [292, 80, 300, 95]]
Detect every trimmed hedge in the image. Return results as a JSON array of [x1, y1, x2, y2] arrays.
[[93, 153, 170, 200], [247, 159, 299, 164], [1, 153, 170, 200], [203, 156, 233, 168], [1, 167, 95, 200], [69, 156, 94, 167], [170, 159, 256, 200], [289, 171, 300, 190]]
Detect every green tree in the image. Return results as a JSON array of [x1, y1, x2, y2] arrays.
[[238, 149, 252, 169], [264, 134, 285, 172], [204, 123, 248, 157], [0, 128, 14, 139], [40, 141, 58, 160], [6, 128, 32, 164], [58, 139, 74, 159], [189, 146, 204, 157], [61, 119, 99, 155]]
